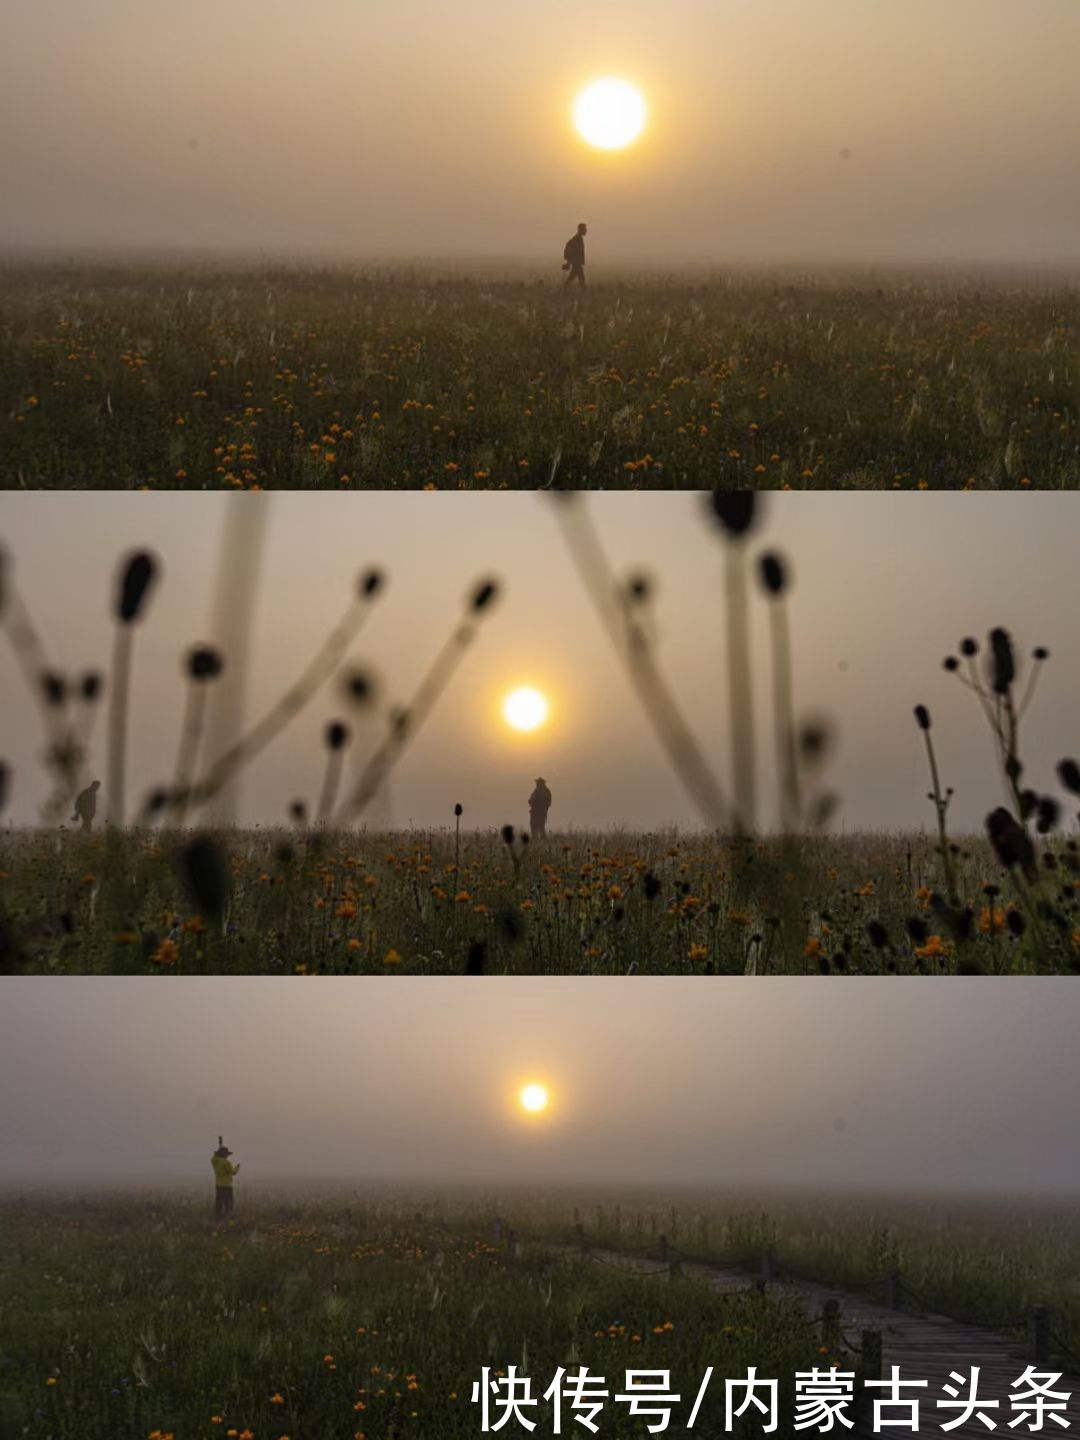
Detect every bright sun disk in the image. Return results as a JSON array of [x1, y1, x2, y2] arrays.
[[573, 77, 646, 150], [520, 1083, 549, 1113], [504, 687, 549, 732]]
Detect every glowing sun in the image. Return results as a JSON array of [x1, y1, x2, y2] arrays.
[[573, 77, 646, 150], [520, 1083, 550, 1114], [503, 687, 549, 732]]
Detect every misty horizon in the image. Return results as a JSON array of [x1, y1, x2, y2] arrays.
[[3, 0, 1078, 266], [3, 978, 1080, 1195]]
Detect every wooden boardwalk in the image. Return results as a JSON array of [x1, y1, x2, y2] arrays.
[[587, 1247, 1080, 1437]]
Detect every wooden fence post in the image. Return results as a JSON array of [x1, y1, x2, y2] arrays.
[[859, 1329, 883, 1425], [886, 1268, 903, 1310], [822, 1298, 841, 1352]]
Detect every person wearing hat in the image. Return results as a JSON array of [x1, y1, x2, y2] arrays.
[[211, 1137, 239, 1217], [528, 777, 552, 840]]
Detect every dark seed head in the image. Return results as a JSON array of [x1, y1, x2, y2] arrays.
[[1058, 759, 1080, 796], [40, 671, 67, 708], [758, 551, 788, 596], [1036, 796, 1061, 835], [913, 705, 931, 731], [867, 919, 889, 949], [1033, 646, 1049, 662], [959, 637, 978, 657], [187, 646, 224, 682], [115, 550, 159, 624], [470, 578, 499, 612], [342, 669, 376, 705], [799, 721, 831, 762], [80, 671, 103, 702], [988, 627, 1015, 694], [454, 803, 463, 818], [0, 761, 9, 815], [496, 907, 525, 944], [289, 800, 307, 825], [325, 720, 350, 751], [360, 568, 385, 598], [986, 806, 1036, 879], [626, 572, 652, 604], [174, 834, 230, 923], [500, 824, 515, 846], [942, 656, 960, 673], [643, 872, 662, 901], [706, 490, 759, 540]]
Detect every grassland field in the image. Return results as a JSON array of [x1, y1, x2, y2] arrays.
[[1, 825, 1078, 975], [2, 264, 1076, 490], [4, 1186, 1079, 1440]]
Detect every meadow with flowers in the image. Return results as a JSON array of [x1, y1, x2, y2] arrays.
[[0, 1191, 821, 1440], [2, 523, 1078, 974], [2, 823, 1078, 976], [7, 1187, 1080, 1440], [1, 264, 1076, 490]]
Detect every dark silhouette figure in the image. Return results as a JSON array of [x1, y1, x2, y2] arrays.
[[72, 780, 101, 833], [562, 223, 587, 286], [211, 1136, 239, 1217], [528, 777, 553, 839]]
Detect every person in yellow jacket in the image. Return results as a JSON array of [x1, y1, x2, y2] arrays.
[[211, 1137, 239, 1217]]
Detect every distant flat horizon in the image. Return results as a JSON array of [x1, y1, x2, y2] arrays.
[[4, 249, 1080, 278]]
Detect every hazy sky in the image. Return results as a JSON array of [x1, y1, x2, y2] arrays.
[[2, 0, 1078, 264], [1, 978, 1077, 1195], [2, 493, 1077, 833]]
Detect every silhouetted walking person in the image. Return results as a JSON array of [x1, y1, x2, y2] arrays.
[[529, 777, 552, 839], [212, 1137, 239, 1217], [563, 223, 587, 286], [72, 780, 101, 833]]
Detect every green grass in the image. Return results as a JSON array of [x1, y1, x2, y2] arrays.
[[2, 825, 1078, 974], [0, 1192, 819, 1440], [2, 263, 1076, 489], [6, 1186, 1080, 1440], [507, 1186, 1080, 1370]]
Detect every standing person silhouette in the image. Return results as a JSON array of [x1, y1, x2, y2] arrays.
[[72, 780, 101, 832], [211, 1137, 239, 1218], [562, 223, 587, 286], [528, 777, 553, 839]]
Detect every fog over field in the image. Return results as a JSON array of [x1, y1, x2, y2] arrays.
[[1, 492, 1077, 831], [1, 979, 1078, 1194], [2, 0, 1078, 265]]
